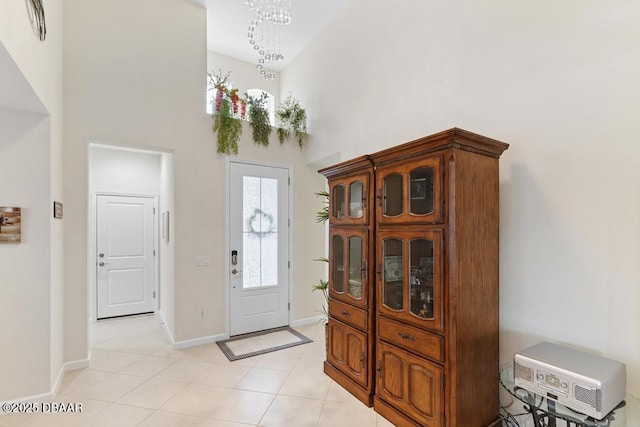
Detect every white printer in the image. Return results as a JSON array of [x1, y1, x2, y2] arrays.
[[514, 341, 626, 420]]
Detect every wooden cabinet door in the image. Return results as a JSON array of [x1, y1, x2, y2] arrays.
[[375, 156, 443, 225], [376, 341, 444, 427], [377, 229, 444, 333], [329, 228, 369, 309], [329, 172, 372, 226], [327, 319, 369, 388]]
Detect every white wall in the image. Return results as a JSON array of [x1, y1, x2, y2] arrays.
[[282, 0, 640, 395], [64, 0, 325, 363], [0, 0, 64, 402], [89, 145, 162, 195], [207, 51, 280, 109]]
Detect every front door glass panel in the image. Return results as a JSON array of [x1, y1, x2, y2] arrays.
[[243, 176, 278, 288], [332, 234, 345, 293], [409, 167, 435, 215], [383, 174, 403, 217], [348, 236, 363, 299], [383, 238, 403, 310]]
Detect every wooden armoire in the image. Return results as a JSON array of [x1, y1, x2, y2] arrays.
[[319, 128, 509, 427]]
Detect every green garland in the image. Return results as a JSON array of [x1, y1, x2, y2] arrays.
[[276, 95, 308, 148], [212, 98, 242, 155], [246, 92, 272, 147]]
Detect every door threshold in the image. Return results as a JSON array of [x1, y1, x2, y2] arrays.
[[97, 311, 154, 321]]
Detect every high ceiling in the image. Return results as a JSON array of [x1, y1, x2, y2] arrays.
[[206, 0, 349, 72]]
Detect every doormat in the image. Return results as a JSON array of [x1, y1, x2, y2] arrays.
[[217, 326, 313, 361]]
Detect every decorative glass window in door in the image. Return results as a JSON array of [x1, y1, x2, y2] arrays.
[[243, 176, 278, 288]]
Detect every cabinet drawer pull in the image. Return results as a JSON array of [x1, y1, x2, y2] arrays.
[[398, 332, 415, 342], [341, 310, 351, 317]]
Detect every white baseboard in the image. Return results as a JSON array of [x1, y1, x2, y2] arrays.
[[0, 355, 89, 410], [173, 333, 229, 350], [292, 316, 325, 327], [157, 310, 176, 345]]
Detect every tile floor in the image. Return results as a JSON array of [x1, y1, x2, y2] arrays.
[[1, 315, 395, 427]]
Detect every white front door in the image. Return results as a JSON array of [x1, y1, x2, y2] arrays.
[[229, 161, 290, 336], [96, 194, 156, 319]]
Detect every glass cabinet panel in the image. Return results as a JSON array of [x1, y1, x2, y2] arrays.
[[409, 167, 434, 216], [348, 236, 363, 299], [349, 181, 364, 219], [332, 234, 345, 293], [383, 174, 403, 217], [409, 239, 434, 319], [382, 238, 403, 310], [332, 185, 346, 219]]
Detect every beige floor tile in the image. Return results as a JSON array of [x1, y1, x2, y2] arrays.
[[91, 336, 142, 352], [150, 344, 189, 359], [137, 411, 204, 427], [234, 367, 289, 394], [116, 378, 187, 409], [83, 403, 153, 427], [257, 395, 324, 427], [192, 363, 250, 388], [160, 383, 231, 417], [181, 344, 224, 363], [316, 401, 378, 427], [77, 373, 147, 402], [376, 412, 397, 426], [278, 368, 331, 400], [117, 355, 177, 378], [56, 369, 111, 396], [155, 359, 212, 382], [89, 351, 144, 373], [325, 380, 362, 404], [11, 398, 108, 427], [205, 389, 275, 425], [198, 419, 255, 427], [253, 349, 301, 371], [120, 336, 171, 355]]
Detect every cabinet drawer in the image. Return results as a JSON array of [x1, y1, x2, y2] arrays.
[[330, 299, 367, 330], [378, 316, 444, 364]]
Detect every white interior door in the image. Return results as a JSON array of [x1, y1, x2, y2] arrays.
[[96, 194, 156, 319], [229, 161, 290, 336]]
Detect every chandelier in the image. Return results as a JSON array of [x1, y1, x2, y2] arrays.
[[245, 0, 292, 80]]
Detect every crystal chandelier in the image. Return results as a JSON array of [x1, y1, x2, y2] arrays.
[[245, 0, 292, 80]]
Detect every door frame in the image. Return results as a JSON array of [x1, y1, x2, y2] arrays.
[[89, 192, 159, 322], [225, 158, 293, 336]]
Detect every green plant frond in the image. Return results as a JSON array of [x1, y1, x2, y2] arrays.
[[246, 92, 272, 147], [313, 257, 329, 263], [276, 95, 308, 148]]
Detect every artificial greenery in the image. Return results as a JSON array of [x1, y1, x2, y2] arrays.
[[246, 92, 272, 147], [276, 95, 308, 148], [213, 98, 242, 155], [209, 70, 309, 154]]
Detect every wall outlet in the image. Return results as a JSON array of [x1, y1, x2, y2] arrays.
[[196, 256, 210, 266]]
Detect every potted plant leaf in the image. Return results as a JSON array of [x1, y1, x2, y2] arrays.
[[312, 191, 330, 346]]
